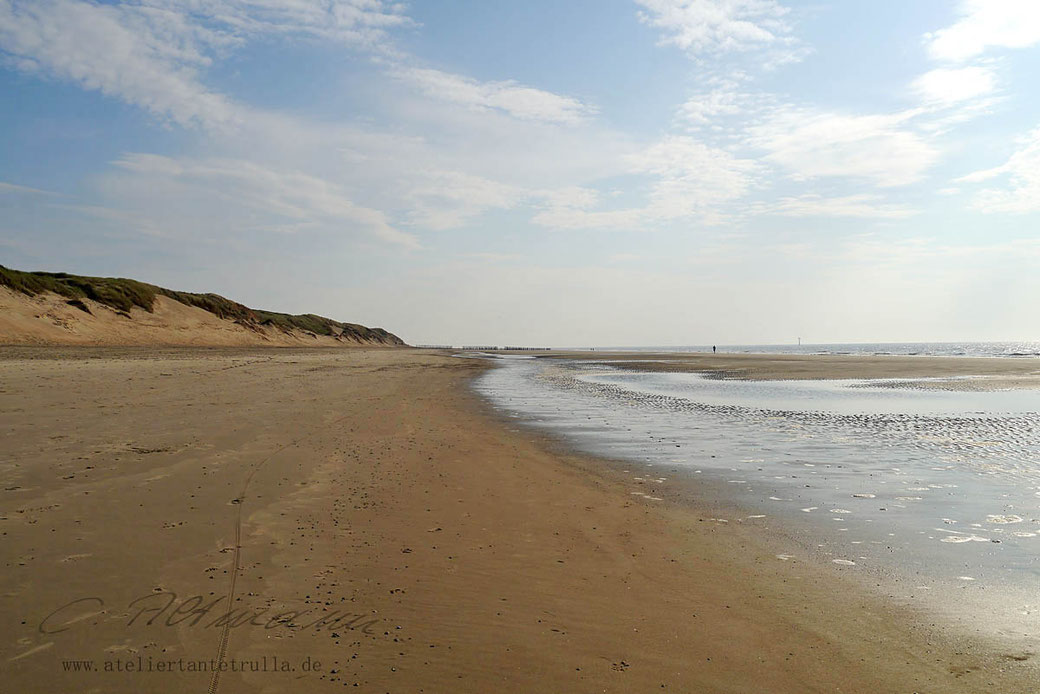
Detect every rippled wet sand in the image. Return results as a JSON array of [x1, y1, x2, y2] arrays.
[[475, 357, 1040, 645]]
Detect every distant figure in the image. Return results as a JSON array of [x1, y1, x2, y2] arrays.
[[712, 345, 716, 354]]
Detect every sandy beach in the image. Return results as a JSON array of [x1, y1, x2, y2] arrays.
[[1, 347, 1037, 693]]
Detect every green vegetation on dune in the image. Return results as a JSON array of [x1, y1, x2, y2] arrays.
[[0, 266, 156, 314], [0, 265, 405, 345]]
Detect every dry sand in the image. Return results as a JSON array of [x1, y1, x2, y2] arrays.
[[1, 347, 1037, 693]]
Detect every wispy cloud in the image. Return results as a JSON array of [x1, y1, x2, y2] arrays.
[[105, 153, 419, 247], [0, 0, 408, 129], [676, 78, 759, 126], [747, 107, 938, 187], [766, 194, 917, 219], [0, 180, 57, 195], [957, 126, 1040, 213], [404, 170, 525, 230], [534, 135, 759, 229], [0, 0, 238, 128], [393, 67, 596, 125], [635, 0, 802, 61], [159, 0, 411, 45]]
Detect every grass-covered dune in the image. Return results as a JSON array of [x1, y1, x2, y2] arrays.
[[0, 265, 405, 346]]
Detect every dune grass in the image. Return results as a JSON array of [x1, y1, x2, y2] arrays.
[[0, 266, 156, 313], [0, 265, 404, 344]]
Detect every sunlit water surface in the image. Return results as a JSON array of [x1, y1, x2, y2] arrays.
[[473, 356, 1040, 645]]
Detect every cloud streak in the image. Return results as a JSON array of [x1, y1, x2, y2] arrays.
[[958, 127, 1040, 213], [105, 153, 419, 247], [766, 194, 917, 219], [394, 67, 596, 125]]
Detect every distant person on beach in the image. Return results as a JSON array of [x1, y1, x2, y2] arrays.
[[712, 345, 716, 354]]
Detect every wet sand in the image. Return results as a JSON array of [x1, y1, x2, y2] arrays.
[[542, 350, 1040, 389], [1, 347, 1037, 692]]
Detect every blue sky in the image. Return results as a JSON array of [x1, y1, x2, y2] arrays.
[[2, 0, 1039, 346]]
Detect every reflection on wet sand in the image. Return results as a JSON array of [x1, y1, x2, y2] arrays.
[[475, 357, 1040, 647]]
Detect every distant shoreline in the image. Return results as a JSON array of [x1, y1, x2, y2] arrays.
[[492, 349, 1040, 390], [448, 340, 1040, 359]]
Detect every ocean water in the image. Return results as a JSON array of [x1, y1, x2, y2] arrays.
[[582, 341, 1040, 358], [473, 355, 1040, 646]]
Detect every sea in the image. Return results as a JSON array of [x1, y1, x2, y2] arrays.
[[576, 341, 1040, 358], [470, 342, 1040, 648]]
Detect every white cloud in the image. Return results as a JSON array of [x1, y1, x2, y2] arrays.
[[0, 0, 238, 127], [925, 0, 1040, 62], [747, 107, 939, 186], [0, 0, 620, 241], [635, 0, 798, 58], [957, 127, 1040, 213], [911, 66, 997, 105], [404, 170, 525, 230], [105, 153, 418, 246], [534, 136, 759, 229], [0, 0, 408, 128], [394, 67, 595, 125], [767, 194, 917, 219], [677, 81, 746, 124], [144, 0, 410, 46], [632, 136, 759, 217]]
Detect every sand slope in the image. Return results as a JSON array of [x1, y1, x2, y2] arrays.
[[0, 287, 399, 347]]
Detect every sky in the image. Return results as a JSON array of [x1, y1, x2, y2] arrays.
[[1, 0, 1039, 347]]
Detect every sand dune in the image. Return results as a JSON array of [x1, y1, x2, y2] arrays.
[[0, 286, 402, 347]]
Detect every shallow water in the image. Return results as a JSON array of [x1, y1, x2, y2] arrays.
[[474, 357, 1040, 644]]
